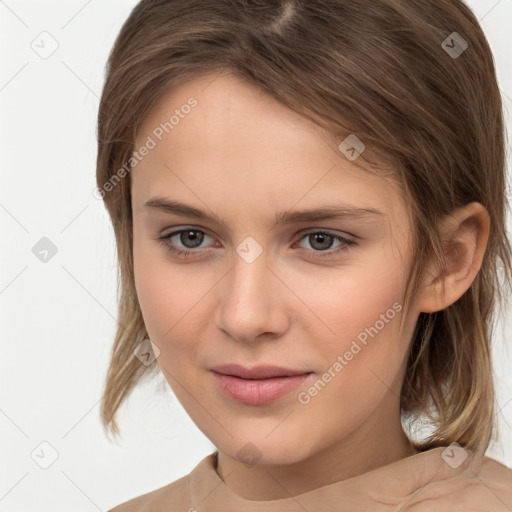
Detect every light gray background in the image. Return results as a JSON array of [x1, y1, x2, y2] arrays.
[[1, 1, 512, 510]]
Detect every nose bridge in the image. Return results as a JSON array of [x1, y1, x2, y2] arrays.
[[234, 239, 268, 292], [217, 238, 283, 342]]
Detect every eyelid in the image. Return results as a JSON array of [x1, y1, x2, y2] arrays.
[[159, 225, 217, 243], [298, 227, 355, 241], [157, 226, 356, 259], [160, 225, 356, 242]]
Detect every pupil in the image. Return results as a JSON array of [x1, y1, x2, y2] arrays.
[[181, 230, 203, 248], [311, 233, 333, 251]]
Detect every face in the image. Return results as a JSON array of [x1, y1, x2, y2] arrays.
[[131, 72, 419, 466]]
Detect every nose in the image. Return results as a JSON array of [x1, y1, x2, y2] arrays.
[[215, 246, 289, 343]]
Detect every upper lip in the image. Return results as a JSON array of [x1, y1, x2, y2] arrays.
[[210, 363, 312, 379]]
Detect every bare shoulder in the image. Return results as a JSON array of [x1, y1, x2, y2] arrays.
[[107, 473, 191, 512]]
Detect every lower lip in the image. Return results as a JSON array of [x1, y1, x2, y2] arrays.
[[211, 371, 312, 405]]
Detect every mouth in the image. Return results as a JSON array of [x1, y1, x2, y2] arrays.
[[210, 363, 312, 379], [210, 364, 313, 405]]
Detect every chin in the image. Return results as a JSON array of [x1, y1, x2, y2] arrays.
[[217, 434, 315, 467]]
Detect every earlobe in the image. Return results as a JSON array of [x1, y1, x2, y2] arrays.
[[416, 202, 490, 314]]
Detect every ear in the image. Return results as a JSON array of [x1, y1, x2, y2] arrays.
[[415, 202, 490, 314]]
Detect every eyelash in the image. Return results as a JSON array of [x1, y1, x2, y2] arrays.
[[156, 228, 355, 260]]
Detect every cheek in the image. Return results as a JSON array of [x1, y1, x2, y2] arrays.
[[296, 285, 407, 440], [133, 239, 193, 345], [133, 259, 203, 392], [292, 250, 407, 346], [298, 254, 409, 396], [340, 269, 404, 335], [133, 239, 220, 373]]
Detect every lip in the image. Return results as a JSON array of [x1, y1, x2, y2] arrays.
[[210, 363, 311, 379], [210, 364, 313, 405]]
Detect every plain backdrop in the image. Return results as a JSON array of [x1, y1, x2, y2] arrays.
[[1, 1, 512, 510]]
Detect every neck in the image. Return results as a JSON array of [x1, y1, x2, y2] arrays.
[[215, 415, 418, 501]]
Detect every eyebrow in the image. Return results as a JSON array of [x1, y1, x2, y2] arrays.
[[143, 196, 383, 232]]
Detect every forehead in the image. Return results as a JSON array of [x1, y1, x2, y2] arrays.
[[131, 72, 406, 224]]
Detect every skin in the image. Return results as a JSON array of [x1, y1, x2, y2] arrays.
[[130, 72, 490, 500]]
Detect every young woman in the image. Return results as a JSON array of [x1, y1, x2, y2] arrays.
[[97, 1, 512, 510]]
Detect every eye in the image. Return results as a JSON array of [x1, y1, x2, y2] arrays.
[[157, 228, 217, 259], [294, 231, 355, 257], [156, 228, 355, 260]]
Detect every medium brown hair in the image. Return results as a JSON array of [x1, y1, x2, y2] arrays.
[[96, 0, 512, 454]]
